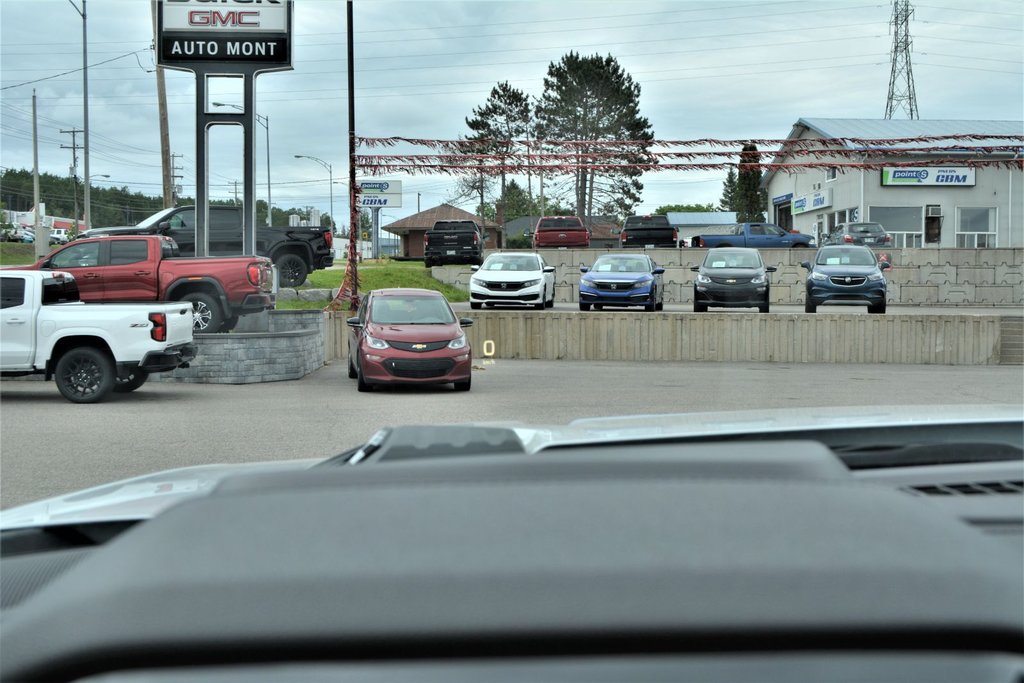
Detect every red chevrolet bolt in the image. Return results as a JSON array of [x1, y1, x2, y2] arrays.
[[347, 288, 473, 392]]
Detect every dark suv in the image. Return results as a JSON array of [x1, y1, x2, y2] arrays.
[[823, 222, 891, 247], [423, 220, 485, 267]]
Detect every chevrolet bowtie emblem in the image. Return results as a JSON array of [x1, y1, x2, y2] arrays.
[[412, 343, 427, 349]]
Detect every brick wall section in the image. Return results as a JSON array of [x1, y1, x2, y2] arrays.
[[433, 248, 1024, 306], [152, 310, 325, 384]]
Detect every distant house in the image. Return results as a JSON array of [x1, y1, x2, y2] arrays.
[[503, 214, 620, 249], [666, 211, 738, 246], [383, 204, 500, 258]]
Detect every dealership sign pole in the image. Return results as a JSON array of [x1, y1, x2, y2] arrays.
[[155, 0, 293, 257]]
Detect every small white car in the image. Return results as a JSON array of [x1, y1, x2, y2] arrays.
[[469, 252, 556, 310]]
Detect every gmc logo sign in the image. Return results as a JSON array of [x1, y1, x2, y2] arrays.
[[189, 10, 259, 26]]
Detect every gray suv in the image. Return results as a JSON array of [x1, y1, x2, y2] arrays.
[[823, 222, 891, 247]]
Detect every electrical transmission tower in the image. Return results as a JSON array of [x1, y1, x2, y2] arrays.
[[885, 0, 919, 119]]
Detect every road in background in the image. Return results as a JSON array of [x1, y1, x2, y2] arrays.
[[2, 360, 1021, 509]]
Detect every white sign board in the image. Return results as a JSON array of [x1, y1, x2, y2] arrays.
[[791, 188, 833, 216], [162, 1, 289, 33], [881, 167, 976, 187], [358, 180, 402, 208]]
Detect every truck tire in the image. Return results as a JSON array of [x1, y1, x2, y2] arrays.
[[182, 292, 225, 333], [791, 243, 808, 249], [276, 253, 308, 288], [114, 370, 149, 393], [55, 346, 115, 403]]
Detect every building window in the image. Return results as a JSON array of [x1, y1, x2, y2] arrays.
[[870, 206, 922, 248], [825, 167, 838, 182], [956, 207, 997, 248]]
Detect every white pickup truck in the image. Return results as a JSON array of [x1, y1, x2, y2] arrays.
[[1, 270, 196, 403]]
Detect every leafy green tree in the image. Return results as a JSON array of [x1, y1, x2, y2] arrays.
[[535, 52, 654, 220], [719, 168, 738, 212], [735, 144, 766, 222], [655, 203, 717, 214]]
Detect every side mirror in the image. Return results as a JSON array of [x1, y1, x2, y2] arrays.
[[689, 266, 700, 272], [579, 266, 589, 273], [800, 261, 811, 270], [766, 266, 777, 273], [346, 316, 362, 328], [880, 261, 892, 271], [157, 221, 171, 232], [652, 267, 665, 275], [41, 259, 52, 269], [459, 317, 474, 328], [470, 265, 480, 271], [543, 266, 555, 273]]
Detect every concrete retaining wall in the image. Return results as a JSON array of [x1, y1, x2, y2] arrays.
[[153, 310, 325, 384], [327, 311, 1009, 366], [433, 248, 1024, 306]]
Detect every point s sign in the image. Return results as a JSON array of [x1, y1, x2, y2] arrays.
[[881, 167, 976, 187]]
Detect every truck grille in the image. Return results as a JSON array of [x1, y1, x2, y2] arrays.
[[385, 358, 455, 378]]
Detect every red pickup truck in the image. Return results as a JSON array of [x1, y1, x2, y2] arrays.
[[532, 216, 590, 249], [23, 235, 274, 333]]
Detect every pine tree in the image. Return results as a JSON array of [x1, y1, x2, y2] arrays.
[[535, 52, 654, 220], [719, 168, 737, 212], [465, 82, 531, 215], [735, 144, 766, 222]]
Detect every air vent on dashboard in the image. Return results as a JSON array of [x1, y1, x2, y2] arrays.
[[901, 480, 1023, 496]]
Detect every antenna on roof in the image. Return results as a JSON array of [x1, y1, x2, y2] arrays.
[[885, 0, 919, 119]]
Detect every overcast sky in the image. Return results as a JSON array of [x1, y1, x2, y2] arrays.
[[1, 0, 1021, 226]]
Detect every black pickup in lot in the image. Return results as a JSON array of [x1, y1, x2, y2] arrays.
[[423, 220, 485, 267]]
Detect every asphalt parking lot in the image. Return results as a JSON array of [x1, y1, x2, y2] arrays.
[[2, 359, 1022, 509]]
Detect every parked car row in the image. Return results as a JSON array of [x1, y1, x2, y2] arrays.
[[461, 246, 891, 315]]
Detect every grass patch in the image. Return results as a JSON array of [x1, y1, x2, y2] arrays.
[[301, 260, 469, 302], [0, 243, 38, 266]]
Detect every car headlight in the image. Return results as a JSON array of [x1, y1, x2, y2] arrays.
[[580, 277, 596, 287], [632, 277, 653, 289], [522, 279, 541, 287], [868, 272, 885, 281], [751, 274, 767, 284], [365, 335, 389, 350], [448, 334, 467, 350], [696, 273, 711, 284], [810, 271, 828, 281]]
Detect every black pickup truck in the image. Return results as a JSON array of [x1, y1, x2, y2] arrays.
[[423, 220, 485, 267], [80, 206, 334, 287], [619, 214, 679, 248]]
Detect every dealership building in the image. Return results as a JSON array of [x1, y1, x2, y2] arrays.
[[762, 118, 1023, 248]]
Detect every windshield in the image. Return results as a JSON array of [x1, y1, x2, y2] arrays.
[[370, 296, 456, 325], [481, 254, 541, 271], [537, 218, 583, 230], [591, 256, 650, 273], [704, 251, 762, 269], [134, 207, 180, 229], [624, 216, 670, 228], [816, 248, 877, 266], [847, 223, 886, 234]]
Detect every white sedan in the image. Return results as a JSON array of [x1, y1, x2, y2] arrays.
[[469, 252, 556, 310]]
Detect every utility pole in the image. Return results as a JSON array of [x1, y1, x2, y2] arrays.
[[151, 2, 173, 207], [417, 192, 421, 213], [61, 128, 83, 231], [32, 90, 44, 259], [68, 0, 92, 228], [233, 180, 240, 206], [885, 0, 919, 119]]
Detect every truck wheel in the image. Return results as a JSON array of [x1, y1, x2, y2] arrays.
[[55, 347, 115, 403], [114, 370, 149, 393], [791, 243, 807, 249], [182, 292, 225, 333], [276, 254, 308, 288]]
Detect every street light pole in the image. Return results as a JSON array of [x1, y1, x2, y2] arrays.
[[213, 102, 272, 226], [68, 0, 91, 230], [294, 155, 334, 230]]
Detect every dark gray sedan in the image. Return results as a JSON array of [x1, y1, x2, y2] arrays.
[[691, 247, 775, 313]]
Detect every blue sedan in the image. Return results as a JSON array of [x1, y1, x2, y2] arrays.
[[802, 245, 891, 314], [579, 254, 665, 312]]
